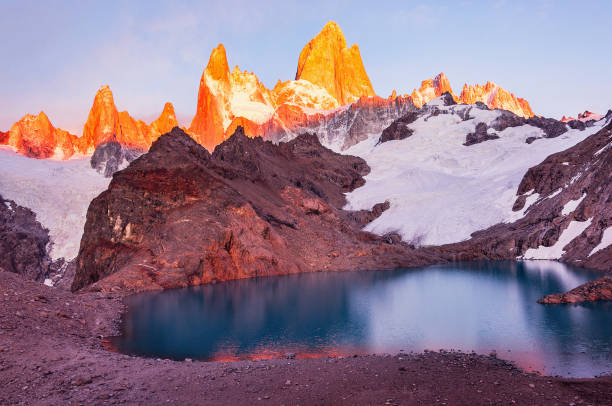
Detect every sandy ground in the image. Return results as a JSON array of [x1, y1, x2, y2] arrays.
[[1, 271, 611, 406]]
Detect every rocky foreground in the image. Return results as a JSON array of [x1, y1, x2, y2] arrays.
[[2, 272, 611, 406]]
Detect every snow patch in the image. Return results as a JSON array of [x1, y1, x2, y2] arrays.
[[594, 142, 610, 157], [523, 219, 592, 260], [589, 227, 612, 257], [344, 110, 605, 246], [546, 188, 563, 199], [0, 148, 111, 260], [561, 193, 586, 216]]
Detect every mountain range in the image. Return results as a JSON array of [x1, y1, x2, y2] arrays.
[[1, 21, 540, 159], [1, 21, 610, 298]]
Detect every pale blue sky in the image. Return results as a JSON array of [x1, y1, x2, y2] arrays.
[[1, 0, 610, 135]]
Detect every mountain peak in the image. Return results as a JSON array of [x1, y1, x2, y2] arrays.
[[150, 102, 178, 136], [410, 72, 456, 107], [7, 111, 77, 159], [295, 21, 374, 105], [459, 81, 533, 118], [206, 44, 230, 83]]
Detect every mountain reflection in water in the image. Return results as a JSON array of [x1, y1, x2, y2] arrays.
[[112, 261, 612, 377]]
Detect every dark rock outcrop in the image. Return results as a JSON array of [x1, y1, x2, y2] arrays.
[[464, 122, 499, 146], [0, 195, 51, 281], [491, 110, 570, 140], [566, 120, 586, 131], [437, 119, 612, 272], [72, 127, 438, 292], [440, 92, 457, 106], [90, 141, 144, 177], [378, 112, 418, 143], [538, 277, 612, 304]]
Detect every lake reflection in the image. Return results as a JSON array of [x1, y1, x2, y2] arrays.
[[112, 261, 612, 377]]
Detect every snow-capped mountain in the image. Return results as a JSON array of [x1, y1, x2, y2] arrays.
[[2, 20, 608, 284], [2, 21, 539, 158], [343, 95, 608, 248], [561, 110, 604, 123]]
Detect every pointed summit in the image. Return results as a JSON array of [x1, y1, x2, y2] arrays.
[[206, 44, 231, 84], [151, 102, 178, 136], [80, 85, 163, 152], [81, 85, 121, 152], [189, 45, 230, 151], [295, 21, 375, 105]]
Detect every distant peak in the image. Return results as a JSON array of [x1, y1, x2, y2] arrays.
[[161, 102, 175, 115], [295, 21, 374, 105], [321, 20, 343, 34], [206, 43, 230, 81]]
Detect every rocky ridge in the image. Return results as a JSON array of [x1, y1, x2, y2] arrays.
[[71, 127, 438, 293], [437, 117, 612, 272], [2, 22, 539, 158], [2, 86, 178, 160], [0, 194, 52, 281]]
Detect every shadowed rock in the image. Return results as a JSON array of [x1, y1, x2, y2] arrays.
[[0, 195, 51, 281], [72, 127, 438, 292], [90, 141, 144, 177], [464, 122, 499, 146], [378, 112, 418, 144]]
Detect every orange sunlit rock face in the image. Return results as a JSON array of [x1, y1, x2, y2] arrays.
[[1, 21, 540, 159], [561, 110, 603, 122], [188, 44, 273, 151], [409, 72, 534, 118], [295, 21, 375, 105], [151, 102, 179, 136], [459, 81, 534, 118], [410, 73, 456, 107], [1, 86, 178, 159], [80, 85, 178, 152], [7, 112, 78, 159]]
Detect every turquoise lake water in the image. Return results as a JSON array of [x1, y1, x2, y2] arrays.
[[111, 260, 612, 377]]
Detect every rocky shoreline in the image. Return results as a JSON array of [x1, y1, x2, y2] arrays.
[[2, 271, 612, 405], [539, 276, 612, 304]]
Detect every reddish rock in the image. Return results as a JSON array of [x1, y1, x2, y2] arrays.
[[410, 73, 457, 107], [150, 102, 179, 138], [80, 85, 174, 153], [459, 81, 534, 118], [538, 277, 612, 304], [188, 44, 231, 151], [6, 112, 78, 159], [295, 21, 375, 105], [561, 111, 604, 123], [71, 126, 439, 293]]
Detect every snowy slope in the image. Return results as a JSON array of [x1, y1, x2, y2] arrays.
[[344, 99, 608, 246], [0, 147, 110, 260]]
